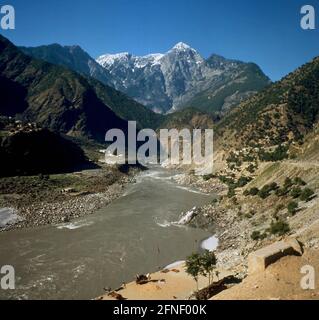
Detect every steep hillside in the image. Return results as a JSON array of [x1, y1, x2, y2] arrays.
[[20, 44, 112, 85], [214, 56, 319, 158], [20, 44, 164, 129], [176, 58, 319, 290], [181, 61, 270, 114], [0, 35, 127, 142], [158, 107, 214, 130], [86, 77, 164, 129]]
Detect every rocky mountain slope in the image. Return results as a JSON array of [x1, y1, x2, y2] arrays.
[[158, 107, 215, 131], [20, 44, 112, 85], [20, 43, 163, 129], [20, 41, 270, 119], [214, 56, 319, 158], [0, 35, 129, 142], [170, 56, 319, 293], [96, 42, 270, 113]]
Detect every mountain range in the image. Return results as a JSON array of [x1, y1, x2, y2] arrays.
[[19, 43, 163, 130], [0, 35, 133, 142], [0, 32, 318, 187], [21, 42, 271, 114], [3, 33, 319, 156]]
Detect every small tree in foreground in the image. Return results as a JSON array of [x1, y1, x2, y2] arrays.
[[185, 253, 202, 291], [186, 250, 218, 291], [200, 250, 217, 286]]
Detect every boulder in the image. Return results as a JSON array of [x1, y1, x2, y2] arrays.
[[248, 238, 303, 274]]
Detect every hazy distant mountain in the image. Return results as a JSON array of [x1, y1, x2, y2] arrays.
[[97, 42, 271, 113]]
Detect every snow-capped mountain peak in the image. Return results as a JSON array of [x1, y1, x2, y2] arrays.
[[96, 52, 131, 68], [135, 53, 164, 68], [171, 42, 192, 51], [95, 42, 270, 114]]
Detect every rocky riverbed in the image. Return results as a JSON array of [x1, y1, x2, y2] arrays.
[[0, 166, 138, 232]]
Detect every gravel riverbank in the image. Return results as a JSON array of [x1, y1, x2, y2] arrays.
[[0, 167, 138, 232]]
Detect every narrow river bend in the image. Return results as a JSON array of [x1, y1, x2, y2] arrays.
[[0, 168, 215, 300]]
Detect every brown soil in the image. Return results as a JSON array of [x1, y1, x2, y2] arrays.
[[212, 249, 319, 300]]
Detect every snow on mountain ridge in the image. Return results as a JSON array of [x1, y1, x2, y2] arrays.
[[96, 52, 131, 68], [171, 42, 192, 51], [95, 42, 269, 114], [96, 42, 197, 69]]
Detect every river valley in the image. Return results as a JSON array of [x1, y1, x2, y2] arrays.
[[0, 168, 216, 300]]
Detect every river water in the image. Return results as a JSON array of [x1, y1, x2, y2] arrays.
[[0, 168, 216, 300]]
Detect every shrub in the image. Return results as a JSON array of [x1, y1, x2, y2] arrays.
[[290, 187, 302, 199], [237, 176, 252, 188], [300, 188, 315, 202], [274, 112, 281, 119], [258, 188, 270, 199], [211, 198, 219, 205], [275, 187, 290, 197], [258, 145, 289, 162], [287, 201, 299, 215], [284, 177, 293, 189], [218, 175, 235, 186], [258, 185, 270, 199], [270, 220, 290, 236], [247, 163, 256, 174], [251, 230, 267, 241], [269, 182, 279, 191], [38, 173, 50, 181], [293, 177, 307, 186], [249, 187, 259, 196], [231, 197, 238, 205], [243, 154, 255, 162]]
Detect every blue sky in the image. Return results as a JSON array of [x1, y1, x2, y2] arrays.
[[1, 0, 319, 80]]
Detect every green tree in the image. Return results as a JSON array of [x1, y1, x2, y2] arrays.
[[284, 177, 293, 189], [300, 188, 315, 202], [290, 187, 302, 199], [293, 177, 306, 186], [185, 253, 202, 291], [200, 250, 217, 286], [287, 201, 299, 216], [249, 187, 259, 196]]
